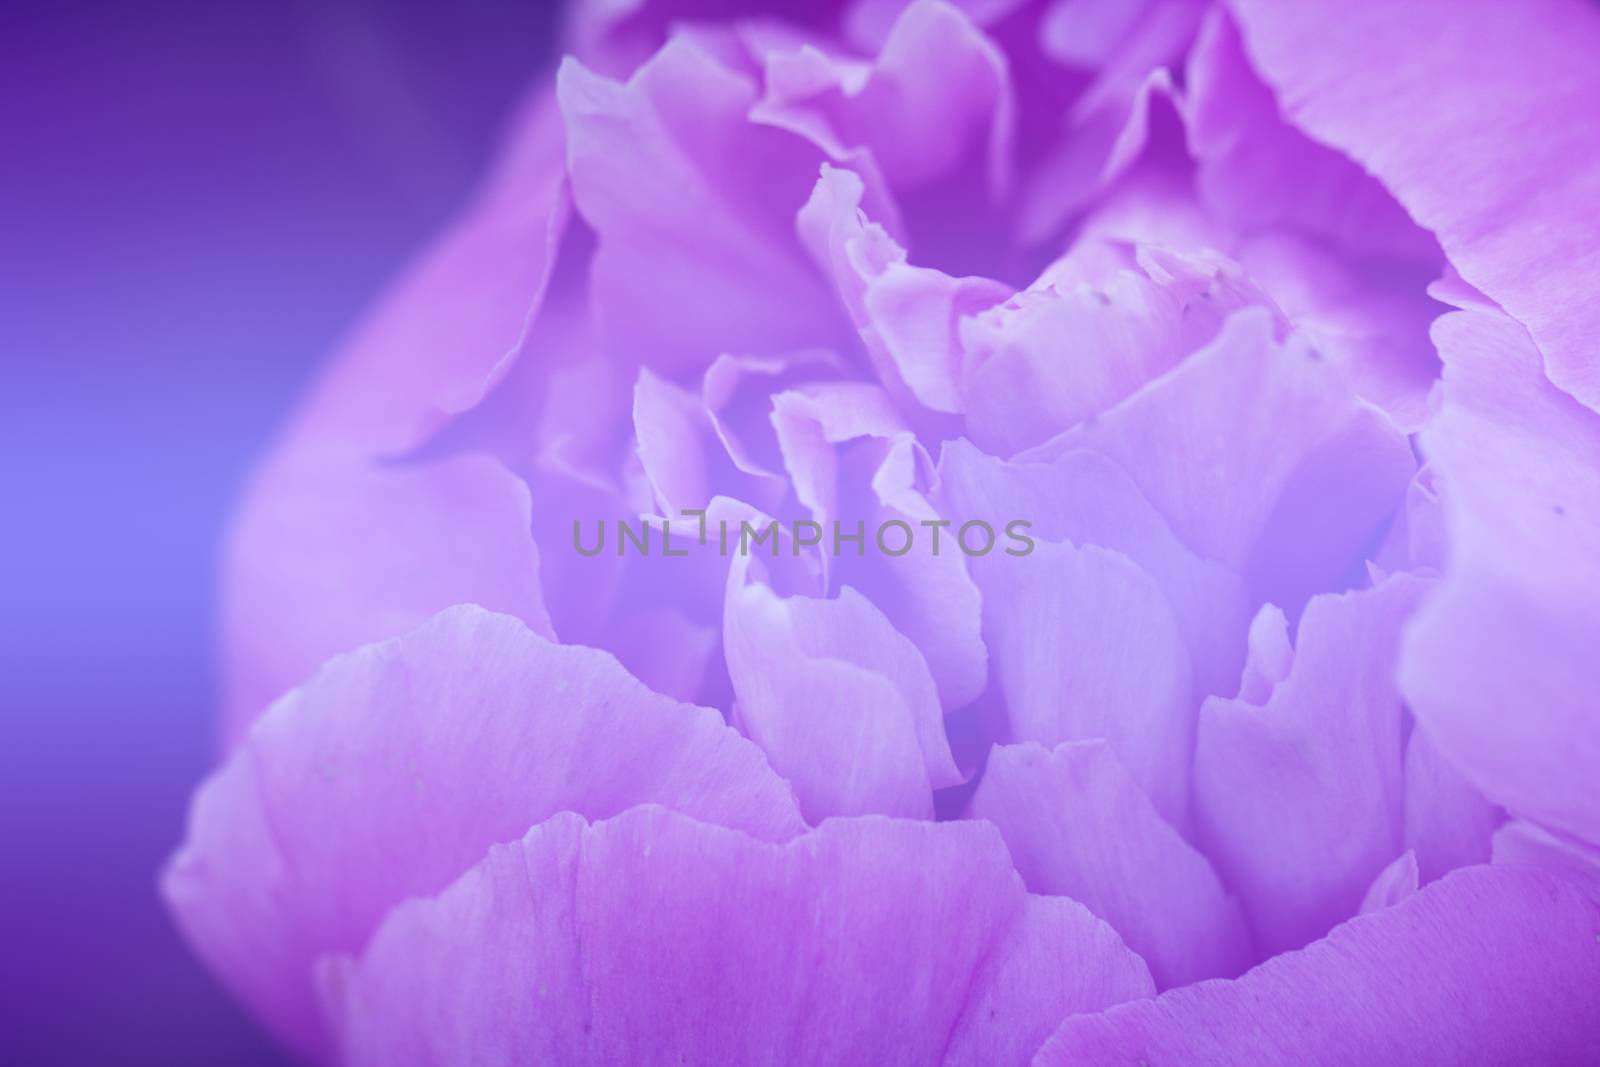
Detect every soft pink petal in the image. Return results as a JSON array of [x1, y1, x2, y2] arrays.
[[976, 538, 1194, 827], [1037, 865, 1600, 1064], [1403, 725, 1501, 885], [936, 437, 1249, 700], [1029, 308, 1414, 616], [166, 607, 803, 1057], [755, 0, 1015, 194], [970, 741, 1252, 987], [725, 571, 961, 820], [327, 807, 1154, 1066], [1227, 0, 1600, 410], [1194, 577, 1423, 954], [1400, 310, 1600, 847], [1358, 850, 1419, 916], [1183, 10, 1435, 261], [558, 40, 845, 374], [221, 452, 551, 743]]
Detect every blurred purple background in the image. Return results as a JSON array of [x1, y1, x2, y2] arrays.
[[2, 2, 561, 1061]]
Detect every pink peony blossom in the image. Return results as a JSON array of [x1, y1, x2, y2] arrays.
[[167, 0, 1600, 1062]]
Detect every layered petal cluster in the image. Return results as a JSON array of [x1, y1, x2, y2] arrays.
[[170, 0, 1600, 1062]]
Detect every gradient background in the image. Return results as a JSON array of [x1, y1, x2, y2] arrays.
[[3, 3, 561, 1061]]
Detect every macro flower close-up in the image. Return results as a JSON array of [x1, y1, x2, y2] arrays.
[[12, 0, 1600, 1063]]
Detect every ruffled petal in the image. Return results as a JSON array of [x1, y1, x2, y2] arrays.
[[1027, 307, 1414, 616], [1183, 10, 1435, 260], [1400, 309, 1600, 847], [976, 538, 1194, 827], [558, 39, 845, 373], [326, 807, 1154, 1066], [1037, 865, 1600, 1064], [797, 164, 1011, 416], [1233, 233, 1441, 432], [165, 608, 803, 1057], [960, 241, 1261, 456], [768, 378, 989, 707], [754, 0, 1014, 195], [1228, 0, 1600, 410], [725, 570, 961, 820], [1194, 576, 1423, 954], [936, 437, 1249, 700], [969, 741, 1252, 987]]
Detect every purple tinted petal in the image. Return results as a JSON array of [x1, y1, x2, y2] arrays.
[[725, 573, 960, 820], [165, 608, 803, 1056], [1030, 308, 1414, 616], [328, 808, 1154, 1066], [287, 91, 570, 456], [1403, 725, 1501, 885], [1358, 850, 1419, 916], [936, 438, 1249, 700], [970, 741, 1253, 987], [1184, 10, 1435, 260], [558, 40, 844, 373], [768, 379, 989, 707], [1228, 0, 1600, 410], [1400, 310, 1600, 847], [797, 164, 1011, 415], [960, 243, 1251, 456], [633, 368, 715, 514], [756, 0, 1015, 195], [978, 538, 1194, 827], [1233, 603, 1289, 706], [1493, 821, 1600, 905], [1037, 865, 1600, 1064], [221, 453, 551, 742], [1194, 577, 1423, 954], [1234, 233, 1441, 432]]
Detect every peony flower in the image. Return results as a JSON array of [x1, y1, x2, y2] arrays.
[[166, 0, 1600, 1062]]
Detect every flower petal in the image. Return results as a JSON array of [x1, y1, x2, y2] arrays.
[[969, 741, 1253, 987], [326, 807, 1154, 1066], [1184, 9, 1435, 260], [959, 242, 1258, 456], [936, 437, 1249, 700], [1400, 309, 1600, 847], [1194, 576, 1422, 954], [797, 164, 1011, 416], [1028, 307, 1414, 617], [976, 538, 1194, 827], [754, 0, 1015, 195], [1037, 865, 1600, 1064], [725, 572, 961, 820], [1227, 0, 1600, 409], [1403, 725, 1500, 885], [769, 379, 989, 707], [165, 607, 803, 1057], [558, 40, 845, 373], [221, 453, 551, 742], [288, 91, 570, 456], [1358, 850, 1419, 916]]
